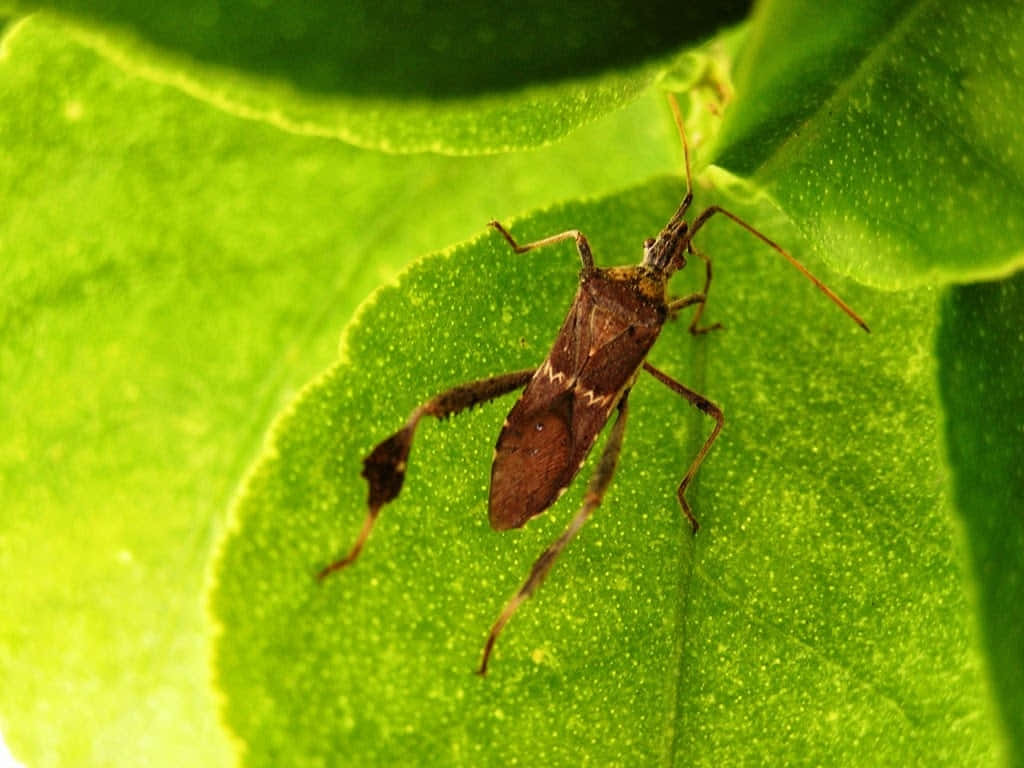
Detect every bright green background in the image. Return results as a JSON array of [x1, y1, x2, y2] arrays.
[[1, 0, 1022, 766]]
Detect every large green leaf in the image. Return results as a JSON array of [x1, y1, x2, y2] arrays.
[[211, 183, 1003, 765], [709, 0, 1024, 287], [1, 1, 749, 152], [15, 0, 750, 96], [0, 16, 684, 768], [938, 274, 1024, 768]]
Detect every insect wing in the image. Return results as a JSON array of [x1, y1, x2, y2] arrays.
[[488, 271, 664, 531], [489, 390, 575, 530]]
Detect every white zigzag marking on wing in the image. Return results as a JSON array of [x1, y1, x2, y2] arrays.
[[538, 361, 611, 407], [578, 386, 613, 408], [540, 359, 567, 386]]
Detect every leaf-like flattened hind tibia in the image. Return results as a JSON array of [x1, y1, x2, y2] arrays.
[[361, 425, 414, 510]]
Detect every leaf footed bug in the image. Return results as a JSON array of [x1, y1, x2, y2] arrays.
[[317, 94, 869, 675]]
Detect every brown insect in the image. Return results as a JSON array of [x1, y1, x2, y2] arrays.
[[317, 95, 869, 675]]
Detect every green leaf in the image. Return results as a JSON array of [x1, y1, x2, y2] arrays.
[[211, 183, 1004, 765], [5, 0, 1022, 764], [6, 1, 751, 153], [938, 274, 1024, 767], [0, 16, 684, 768], [708, 0, 1024, 288], [20, 0, 751, 96]]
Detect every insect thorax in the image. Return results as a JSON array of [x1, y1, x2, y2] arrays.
[[590, 265, 670, 315]]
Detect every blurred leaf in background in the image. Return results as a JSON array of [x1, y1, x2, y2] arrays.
[[2, 0, 749, 151], [17, 0, 750, 96]]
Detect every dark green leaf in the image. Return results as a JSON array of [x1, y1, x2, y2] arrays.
[[938, 273, 1024, 768], [21, 0, 751, 97], [710, 0, 1024, 287], [4, 1, 751, 152]]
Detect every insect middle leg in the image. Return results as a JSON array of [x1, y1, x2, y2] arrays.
[[667, 245, 724, 335], [317, 368, 535, 581], [478, 393, 631, 675], [642, 362, 724, 534]]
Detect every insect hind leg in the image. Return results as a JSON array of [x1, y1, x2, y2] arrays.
[[316, 368, 535, 581], [478, 392, 631, 675]]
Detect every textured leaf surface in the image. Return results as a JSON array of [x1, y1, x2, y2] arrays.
[[709, 0, 1024, 288], [212, 183, 1003, 765]]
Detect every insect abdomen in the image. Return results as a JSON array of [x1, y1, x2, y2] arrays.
[[488, 271, 663, 531]]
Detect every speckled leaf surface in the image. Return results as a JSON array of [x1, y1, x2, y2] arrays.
[[211, 184, 1004, 765], [709, 0, 1024, 287]]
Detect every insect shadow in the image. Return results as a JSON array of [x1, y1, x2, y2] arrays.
[[318, 94, 869, 675]]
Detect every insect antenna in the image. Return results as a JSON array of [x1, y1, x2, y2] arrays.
[[663, 92, 869, 333], [665, 93, 694, 227], [686, 205, 870, 332]]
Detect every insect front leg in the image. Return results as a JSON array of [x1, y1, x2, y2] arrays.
[[478, 393, 631, 675], [316, 368, 535, 581], [642, 362, 724, 534], [488, 220, 595, 270]]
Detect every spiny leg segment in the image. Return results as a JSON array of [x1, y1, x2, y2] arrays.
[[643, 362, 724, 534], [478, 393, 631, 675], [317, 368, 535, 581]]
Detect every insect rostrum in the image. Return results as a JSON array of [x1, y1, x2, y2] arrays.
[[318, 95, 869, 676]]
